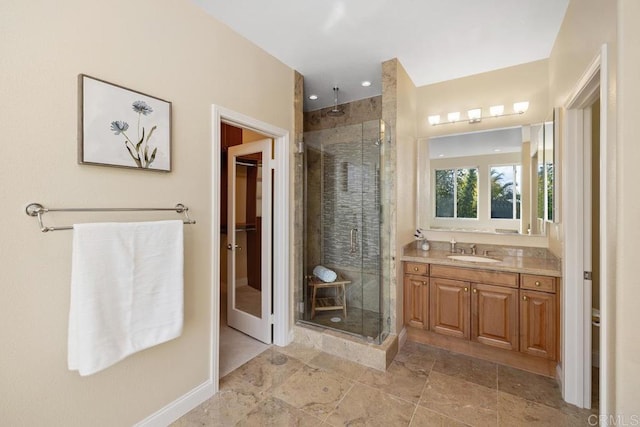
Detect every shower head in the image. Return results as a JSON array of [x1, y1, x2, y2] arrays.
[[327, 87, 345, 117]]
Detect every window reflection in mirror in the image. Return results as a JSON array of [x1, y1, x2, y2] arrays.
[[424, 125, 551, 236]]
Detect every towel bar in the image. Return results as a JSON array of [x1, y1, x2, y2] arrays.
[[25, 202, 196, 232]]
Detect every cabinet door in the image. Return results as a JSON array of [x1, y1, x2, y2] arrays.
[[520, 290, 556, 359], [472, 283, 518, 351], [404, 275, 428, 329], [430, 278, 470, 339]]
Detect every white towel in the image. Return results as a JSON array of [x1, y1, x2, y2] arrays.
[[68, 220, 184, 376], [313, 265, 337, 282]]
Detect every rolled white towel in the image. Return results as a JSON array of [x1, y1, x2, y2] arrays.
[[313, 265, 337, 283]]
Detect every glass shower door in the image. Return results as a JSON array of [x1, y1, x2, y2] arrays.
[[303, 120, 384, 342]]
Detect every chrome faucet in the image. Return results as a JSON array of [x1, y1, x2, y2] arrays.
[[470, 244, 476, 255]]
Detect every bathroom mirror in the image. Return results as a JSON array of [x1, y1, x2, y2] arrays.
[[422, 124, 553, 236]]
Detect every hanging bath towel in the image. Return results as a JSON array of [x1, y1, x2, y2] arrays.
[[68, 220, 184, 376]]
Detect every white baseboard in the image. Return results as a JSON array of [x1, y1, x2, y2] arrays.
[[134, 380, 214, 427]]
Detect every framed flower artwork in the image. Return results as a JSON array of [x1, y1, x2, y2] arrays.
[[78, 74, 171, 171]]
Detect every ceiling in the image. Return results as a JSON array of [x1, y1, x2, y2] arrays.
[[192, 0, 569, 112]]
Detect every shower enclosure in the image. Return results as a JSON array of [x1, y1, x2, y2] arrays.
[[301, 119, 390, 344]]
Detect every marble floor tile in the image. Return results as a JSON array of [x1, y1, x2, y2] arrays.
[[419, 371, 498, 427], [431, 350, 498, 389], [276, 342, 322, 365], [358, 360, 429, 403], [497, 391, 592, 427], [306, 351, 368, 381], [171, 375, 264, 426], [497, 365, 563, 409], [236, 396, 324, 427], [224, 347, 304, 394], [273, 364, 354, 420], [173, 341, 592, 427], [325, 382, 415, 427], [410, 406, 470, 427], [394, 341, 440, 375]]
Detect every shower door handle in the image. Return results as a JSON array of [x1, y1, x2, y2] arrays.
[[350, 228, 358, 254]]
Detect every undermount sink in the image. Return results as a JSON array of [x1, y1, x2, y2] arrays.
[[447, 255, 501, 263]]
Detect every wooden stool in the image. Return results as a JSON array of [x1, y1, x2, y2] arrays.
[[308, 276, 351, 319]]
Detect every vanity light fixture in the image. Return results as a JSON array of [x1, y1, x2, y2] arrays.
[[513, 101, 529, 114], [428, 115, 441, 125], [447, 112, 460, 122], [467, 108, 482, 123], [428, 101, 530, 126], [490, 105, 505, 116], [308, 94, 318, 100]]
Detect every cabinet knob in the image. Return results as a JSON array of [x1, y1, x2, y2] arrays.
[[464, 287, 469, 292], [414, 267, 419, 271], [473, 288, 477, 293], [523, 295, 528, 301], [535, 281, 541, 287], [422, 281, 427, 286]]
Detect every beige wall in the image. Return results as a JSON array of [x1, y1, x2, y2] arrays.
[[0, 0, 293, 425], [615, 0, 640, 415], [395, 61, 418, 333], [417, 60, 550, 140]]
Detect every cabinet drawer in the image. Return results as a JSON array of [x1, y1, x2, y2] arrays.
[[405, 262, 429, 276], [521, 274, 556, 293], [430, 264, 518, 288]]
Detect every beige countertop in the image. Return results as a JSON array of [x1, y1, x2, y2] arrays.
[[401, 246, 561, 277]]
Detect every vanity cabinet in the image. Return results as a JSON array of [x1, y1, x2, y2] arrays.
[[520, 274, 557, 359], [429, 277, 470, 339], [403, 262, 558, 361], [472, 283, 519, 351], [403, 262, 429, 330]]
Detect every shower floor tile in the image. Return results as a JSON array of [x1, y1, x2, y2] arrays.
[[305, 306, 382, 340]]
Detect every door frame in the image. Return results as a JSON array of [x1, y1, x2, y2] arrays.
[[562, 44, 611, 414], [210, 105, 290, 393]]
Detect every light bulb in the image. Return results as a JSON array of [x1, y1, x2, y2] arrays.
[[467, 108, 482, 123], [428, 115, 440, 125], [513, 101, 529, 114], [447, 112, 460, 122], [490, 105, 505, 117]]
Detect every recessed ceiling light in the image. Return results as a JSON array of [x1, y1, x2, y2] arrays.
[[439, 154, 445, 157], [494, 148, 502, 152], [361, 81, 371, 87], [308, 94, 318, 100]]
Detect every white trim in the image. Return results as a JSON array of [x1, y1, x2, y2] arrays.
[[134, 380, 214, 427], [562, 44, 610, 413], [211, 105, 291, 396]]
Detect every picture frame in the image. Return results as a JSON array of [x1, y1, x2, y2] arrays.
[[78, 74, 172, 172]]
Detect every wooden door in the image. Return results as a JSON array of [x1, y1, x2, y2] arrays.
[[429, 278, 470, 339], [472, 283, 518, 351], [520, 290, 556, 359], [404, 275, 428, 329]]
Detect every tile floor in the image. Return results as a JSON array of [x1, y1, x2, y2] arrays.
[[173, 340, 596, 426]]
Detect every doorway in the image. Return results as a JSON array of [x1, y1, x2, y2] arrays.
[[219, 126, 273, 376], [211, 106, 290, 392], [562, 44, 611, 415]]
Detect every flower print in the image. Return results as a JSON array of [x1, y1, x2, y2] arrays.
[[132, 100, 153, 115], [110, 121, 129, 135]]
